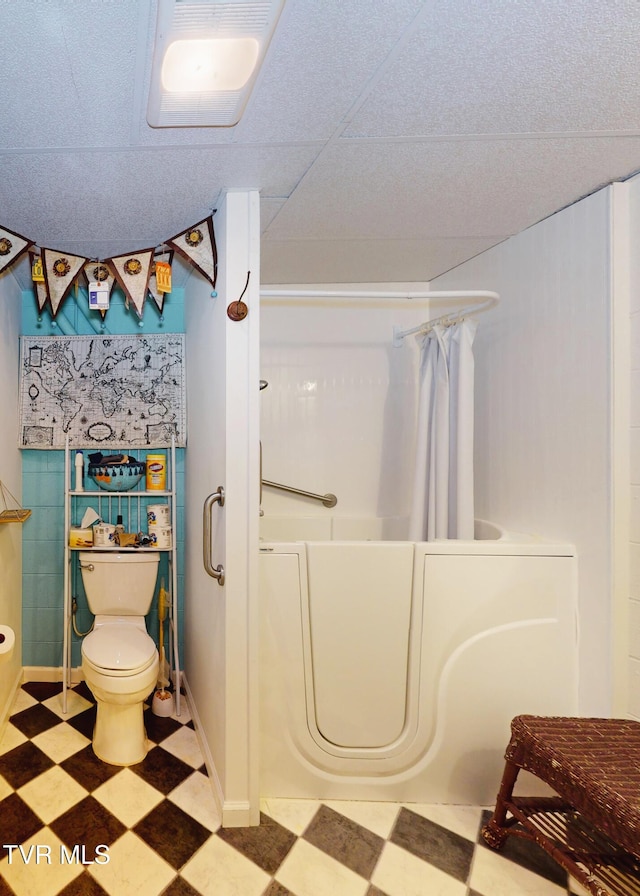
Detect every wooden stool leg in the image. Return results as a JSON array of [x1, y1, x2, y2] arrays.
[[482, 760, 520, 850]]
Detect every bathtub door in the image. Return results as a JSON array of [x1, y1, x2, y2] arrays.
[[184, 190, 261, 826]]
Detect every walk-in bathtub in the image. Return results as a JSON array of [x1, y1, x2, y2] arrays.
[[259, 518, 578, 805]]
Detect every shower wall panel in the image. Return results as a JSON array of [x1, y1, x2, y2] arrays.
[[260, 288, 430, 521], [430, 186, 613, 717]]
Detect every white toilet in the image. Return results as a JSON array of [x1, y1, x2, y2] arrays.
[[79, 551, 160, 766]]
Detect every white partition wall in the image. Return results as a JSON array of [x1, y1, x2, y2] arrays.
[[184, 190, 261, 825]]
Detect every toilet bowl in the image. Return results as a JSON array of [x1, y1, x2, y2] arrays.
[[79, 552, 160, 766]]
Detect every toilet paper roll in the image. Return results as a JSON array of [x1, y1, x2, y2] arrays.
[[147, 504, 170, 527], [93, 523, 116, 546], [0, 625, 15, 665], [149, 525, 172, 548]]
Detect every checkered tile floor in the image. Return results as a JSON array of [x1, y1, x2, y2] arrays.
[[0, 682, 588, 896]]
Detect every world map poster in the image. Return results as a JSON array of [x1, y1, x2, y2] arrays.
[[19, 334, 186, 448]]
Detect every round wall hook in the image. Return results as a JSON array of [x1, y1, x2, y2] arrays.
[[227, 300, 248, 321], [227, 270, 251, 321]]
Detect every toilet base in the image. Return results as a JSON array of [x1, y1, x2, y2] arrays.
[[92, 698, 150, 766]]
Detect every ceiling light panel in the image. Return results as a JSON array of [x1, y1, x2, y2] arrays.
[[147, 0, 285, 128]]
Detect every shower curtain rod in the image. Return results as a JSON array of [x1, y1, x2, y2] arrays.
[[392, 292, 500, 346], [260, 288, 497, 302]]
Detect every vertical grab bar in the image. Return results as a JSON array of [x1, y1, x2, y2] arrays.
[[203, 487, 225, 585]]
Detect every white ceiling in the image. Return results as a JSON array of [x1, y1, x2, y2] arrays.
[[2, 0, 640, 290]]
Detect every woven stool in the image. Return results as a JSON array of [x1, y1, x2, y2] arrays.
[[482, 715, 640, 896]]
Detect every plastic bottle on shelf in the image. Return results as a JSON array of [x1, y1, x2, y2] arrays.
[[74, 451, 84, 492]]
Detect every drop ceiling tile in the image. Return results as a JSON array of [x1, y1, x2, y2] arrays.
[[223, 0, 425, 145], [264, 136, 640, 242], [0, 144, 318, 258], [345, 0, 640, 138], [261, 198, 288, 232], [0, 1, 145, 148]]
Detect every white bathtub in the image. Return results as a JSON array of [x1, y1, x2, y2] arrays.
[[259, 518, 578, 804]]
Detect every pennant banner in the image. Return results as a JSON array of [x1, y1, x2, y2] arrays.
[[42, 249, 87, 318], [110, 249, 154, 319], [29, 252, 49, 314], [0, 226, 33, 276], [148, 249, 174, 315], [83, 260, 116, 319], [0, 213, 217, 321], [166, 216, 217, 288]]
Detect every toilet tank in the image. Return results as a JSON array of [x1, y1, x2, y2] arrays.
[[79, 552, 160, 616]]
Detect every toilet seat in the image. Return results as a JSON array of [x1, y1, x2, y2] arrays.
[[82, 623, 157, 676]]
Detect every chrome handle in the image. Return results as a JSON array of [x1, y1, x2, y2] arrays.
[[203, 487, 225, 586], [261, 479, 337, 508], [79, 562, 94, 571]]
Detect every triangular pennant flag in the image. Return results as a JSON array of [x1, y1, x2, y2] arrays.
[[0, 226, 33, 275], [42, 248, 87, 318], [166, 216, 217, 288], [109, 249, 154, 319], [148, 249, 174, 315], [83, 260, 116, 320], [29, 251, 49, 314]]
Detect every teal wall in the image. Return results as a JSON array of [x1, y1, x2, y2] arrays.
[[21, 285, 186, 668]]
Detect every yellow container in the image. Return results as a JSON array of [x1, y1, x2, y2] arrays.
[[146, 454, 166, 491], [69, 527, 93, 547]]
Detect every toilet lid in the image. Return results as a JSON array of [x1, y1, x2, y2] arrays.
[[82, 624, 157, 673]]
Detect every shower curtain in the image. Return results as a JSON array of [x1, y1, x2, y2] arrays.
[[409, 319, 477, 541]]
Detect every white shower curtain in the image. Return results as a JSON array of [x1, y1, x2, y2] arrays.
[[409, 318, 477, 541]]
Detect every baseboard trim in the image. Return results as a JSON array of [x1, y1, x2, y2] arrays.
[[22, 666, 83, 684], [182, 673, 225, 825], [182, 673, 259, 828], [220, 801, 255, 827], [0, 666, 23, 740]]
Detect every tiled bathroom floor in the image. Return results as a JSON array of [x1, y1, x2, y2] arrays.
[[0, 682, 587, 896]]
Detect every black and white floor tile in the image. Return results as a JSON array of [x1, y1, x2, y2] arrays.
[[0, 682, 587, 896]]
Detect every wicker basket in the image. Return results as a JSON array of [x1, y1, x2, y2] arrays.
[[0, 480, 31, 523]]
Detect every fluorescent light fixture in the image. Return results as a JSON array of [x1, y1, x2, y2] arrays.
[[147, 0, 285, 128], [162, 38, 259, 92]]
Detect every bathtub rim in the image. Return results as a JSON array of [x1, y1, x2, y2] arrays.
[[259, 516, 576, 557]]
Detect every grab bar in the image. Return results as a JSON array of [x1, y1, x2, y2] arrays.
[[261, 478, 337, 508], [203, 487, 225, 586]]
